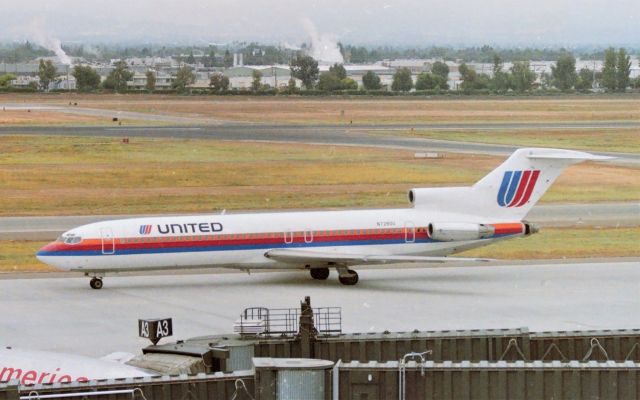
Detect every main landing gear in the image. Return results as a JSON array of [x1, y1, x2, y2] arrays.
[[310, 267, 330, 280], [89, 277, 104, 290], [337, 267, 359, 286], [309, 266, 359, 285]]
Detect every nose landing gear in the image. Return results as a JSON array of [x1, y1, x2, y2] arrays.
[[89, 277, 104, 290]]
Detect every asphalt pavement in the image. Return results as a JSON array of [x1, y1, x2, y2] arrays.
[[0, 260, 638, 356], [1, 123, 638, 166]]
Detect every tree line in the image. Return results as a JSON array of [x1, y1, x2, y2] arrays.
[[286, 48, 637, 94], [2, 48, 637, 95]]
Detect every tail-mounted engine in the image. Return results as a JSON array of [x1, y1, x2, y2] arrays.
[[428, 222, 538, 242], [428, 223, 495, 242]]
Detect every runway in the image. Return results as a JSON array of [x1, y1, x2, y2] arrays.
[[1, 124, 638, 166], [2, 202, 637, 240], [0, 260, 638, 357]]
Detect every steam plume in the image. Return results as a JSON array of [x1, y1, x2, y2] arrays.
[[27, 17, 72, 65], [301, 18, 344, 64]]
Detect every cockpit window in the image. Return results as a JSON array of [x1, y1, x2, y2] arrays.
[[58, 234, 83, 245]]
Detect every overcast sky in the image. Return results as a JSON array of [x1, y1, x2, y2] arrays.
[[2, 0, 639, 47]]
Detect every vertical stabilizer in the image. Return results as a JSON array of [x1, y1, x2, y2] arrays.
[[471, 148, 613, 220]]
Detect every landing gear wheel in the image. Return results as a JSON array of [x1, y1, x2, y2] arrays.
[[338, 269, 359, 286], [89, 277, 103, 290], [310, 268, 330, 280]]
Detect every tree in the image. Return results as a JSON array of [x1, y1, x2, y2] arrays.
[[341, 78, 358, 90], [209, 73, 230, 93], [204, 47, 216, 68], [415, 72, 446, 90], [616, 48, 631, 92], [509, 61, 536, 92], [362, 70, 381, 90], [145, 70, 156, 91], [329, 63, 347, 80], [223, 50, 233, 68], [172, 65, 195, 93], [317, 63, 355, 91], [601, 48, 617, 91], [539, 72, 553, 90], [317, 72, 343, 91], [103, 60, 133, 92], [289, 54, 319, 90], [391, 67, 413, 92], [431, 61, 449, 81], [287, 77, 297, 93], [0, 73, 16, 87], [490, 54, 508, 92], [72, 65, 101, 91], [551, 53, 577, 91], [575, 68, 594, 91], [458, 63, 478, 93], [38, 59, 57, 91], [415, 72, 435, 90], [186, 51, 196, 65], [251, 69, 263, 91]]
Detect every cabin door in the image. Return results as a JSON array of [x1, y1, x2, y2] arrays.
[[404, 222, 415, 243], [100, 227, 115, 255]]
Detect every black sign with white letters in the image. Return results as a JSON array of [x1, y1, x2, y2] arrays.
[[138, 318, 173, 345]]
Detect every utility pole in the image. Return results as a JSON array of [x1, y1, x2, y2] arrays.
[[273, 66, 277, 88]]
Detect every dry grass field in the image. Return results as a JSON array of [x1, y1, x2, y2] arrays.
[[0, 109, 107, 125], [3, 93, 640, 124], [1, 135, 638, 216], [461, 226, 640, 259], [0, 136, 640, 215]]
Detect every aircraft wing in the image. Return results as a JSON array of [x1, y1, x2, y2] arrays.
[[264, 248, 491, 266]]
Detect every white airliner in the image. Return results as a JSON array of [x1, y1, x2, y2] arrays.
[[0, 347, 152, 384], [36, 148, 611, 289]]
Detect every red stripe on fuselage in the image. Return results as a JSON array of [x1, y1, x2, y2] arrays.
[[43, 229, 432, 253]]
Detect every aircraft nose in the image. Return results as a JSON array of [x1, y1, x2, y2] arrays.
[[36, 242, 64, 268], [37, 242, 57, 258]]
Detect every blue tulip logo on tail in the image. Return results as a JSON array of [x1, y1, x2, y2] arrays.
[[497, 170, 540, 207], [139, 225, 152, 235]]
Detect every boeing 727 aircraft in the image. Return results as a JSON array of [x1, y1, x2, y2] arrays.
[[36, 148, 611, 289]]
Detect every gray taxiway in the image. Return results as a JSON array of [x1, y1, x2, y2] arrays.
[[1, 123, 638, 166], [1, 260, 638, 357]]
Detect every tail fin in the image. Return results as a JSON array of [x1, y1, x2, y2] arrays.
[[410, 148, 613, 221], [472, 148, 612, 219]]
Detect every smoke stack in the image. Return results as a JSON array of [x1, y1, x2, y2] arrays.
[[233, 53, 238, 67]]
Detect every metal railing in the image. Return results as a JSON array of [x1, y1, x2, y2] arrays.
[[234, 306, 341, 336]]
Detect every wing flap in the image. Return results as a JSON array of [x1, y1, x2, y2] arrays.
[[264, 248, 491, 266]]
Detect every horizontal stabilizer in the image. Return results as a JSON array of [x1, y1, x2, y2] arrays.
[[524, 148, 615, 161], [264, 248, 491, 266]]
